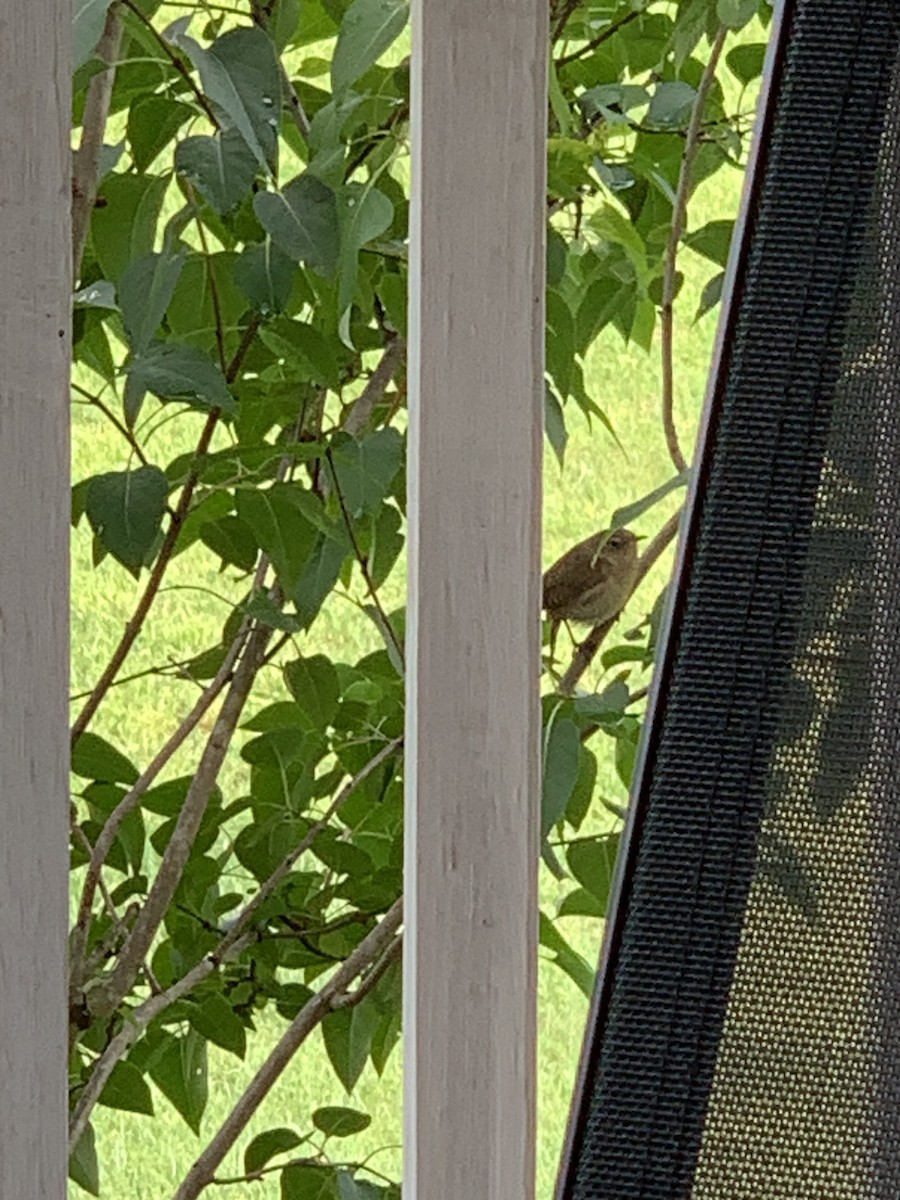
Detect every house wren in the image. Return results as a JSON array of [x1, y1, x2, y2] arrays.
[[542, 528, 640, 645]]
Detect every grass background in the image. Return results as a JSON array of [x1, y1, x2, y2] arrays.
[[70, 23, 760, 1197]]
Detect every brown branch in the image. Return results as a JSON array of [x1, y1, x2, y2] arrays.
[[119, 0, 221, 129], [343, 336, 406, 436], [551, 0, 581, 44], [72, 7, 124, 284], [660, 25, 729, 475], [331, 933, 401, 1009], [171, 900, 404, 1200], [69, 621, 253, 992], [558, 508, 683, 696], [85, 623, 273, 1020], [556, 9, 641, 69], [72, 381, 149, 466]]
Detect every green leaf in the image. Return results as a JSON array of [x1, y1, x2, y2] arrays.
[[269, 0, 303, 48], [331, 0, 408, 94], [98, 1059, 155, 1115], [85, 466, 169, 570], [610, 470, 690, 529], [695, 270, 725, 321], [284, 654, 341, 729], [125, 343, 235, 416], [74, 0, 114, 71], [684, 219, 734, 267], [726, 42, 768, 87], [255, 173, 341, 274], [171, 25, 282, 168], [328, 428, 403, 517], [281, 1164, 338, 1200], [147, 1028, 208, 1134], [187, 993, 247, 1058], [542, 715, 580, 839], [539, 913, 594, 998], [92, 173, 170, 282], [200, 515, 259, 573], [717, 0, 759, 29], [176, 131, 259, 214], [128, 96, 194, 172], [312, 1106, 372, 1138], [337, 184, 394, 340], [322, 997, 381, 1092], [245, 1127, 304, 1175], [69, 1122, 100, 1196], [73, 280, 118, 310], [259, 320, 346, 387], [71, 731, 140, 784], [118, 252, 185, 353], [368, 502, 404, 588], [233, 240, 296, 313], [236, 484, 321, 595], [558, 887, 604, 918], [591, 206, 649, 285], [567, 834, 621, 909], [647, 81, 697, 128]]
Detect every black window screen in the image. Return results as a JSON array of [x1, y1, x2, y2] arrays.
[[557, 3, 900, 1197]]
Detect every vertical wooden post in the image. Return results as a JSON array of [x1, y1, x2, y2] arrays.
[[0, 3, 70, 1197], [404, 2, 547, 1198]]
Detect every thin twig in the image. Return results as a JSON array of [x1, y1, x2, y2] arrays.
[[72, 7, 124, 283], [556, 9, 641, 69], [325, 449, 405, 670], [660, 24, 729, 474], [120, 0, 221, 129], [72, 381, 149, 465], [70, 409, 221, 745], [551, 0, 581, 44], [559, 508, 683, 696], [171, 900, 403, 1200], [190, 189, 228, 373]]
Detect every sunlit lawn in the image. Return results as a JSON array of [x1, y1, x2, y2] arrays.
[[71, 57, 752, 1200]]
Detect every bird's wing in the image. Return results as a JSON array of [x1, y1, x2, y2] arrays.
[[542, 532, 612, 612]]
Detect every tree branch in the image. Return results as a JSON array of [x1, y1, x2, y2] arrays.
[[556, 9, 641, 69], [69, 620, 253, 992], [85, 623, 274, 1020], [660, 25, 729, 474], [171, 900, 403, 1200], [343, 336, 406, 436], [72, 7, 124, 284]]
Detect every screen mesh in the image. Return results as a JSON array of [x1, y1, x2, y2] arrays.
[[558, 3, 900, 1197]]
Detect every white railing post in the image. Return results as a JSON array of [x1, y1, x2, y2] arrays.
[[404, 2, 547, 1197], [0, 2, 70, 1197]]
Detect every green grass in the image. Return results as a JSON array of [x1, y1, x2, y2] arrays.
[[72, 86, 754, 1200]]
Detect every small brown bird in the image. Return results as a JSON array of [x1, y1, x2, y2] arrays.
[[542, 528, 640, 655]]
